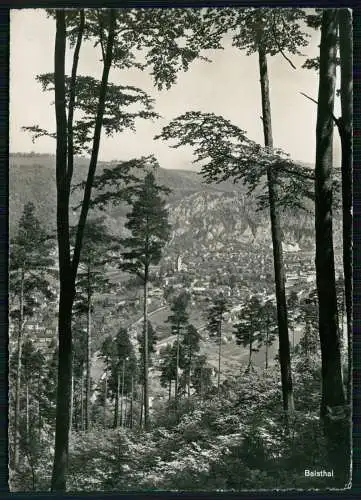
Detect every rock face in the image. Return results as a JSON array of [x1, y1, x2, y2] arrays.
[[166, 191, 317, 253], [10, 153, 342, 250]]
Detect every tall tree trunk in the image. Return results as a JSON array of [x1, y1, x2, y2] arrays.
[[175, 323, 180, 407], [25, 381, 29, 441], [85, 267, 92, 431], [13, 268, 24, 468], [316, 9, 346, 417], [217, 322, 222, 393], [80, 370, 84, 431], [168, 379, 172, 402], [338, 8, 353, 405], [265, 317, 269, 369], [200, 366, 203, 401], [305, 323, 309, 360], [114, 369, 120, 428], [37, 374, 41, 444], [69, 371, 74, 434], [104, 369, 108, 429], [139, 385, 144, 428], [258, 45, 294, 419], [315, 10, 348, 483], [51, 10, 115, 491], [143, 271, 150, 430], [70, 9, 116, 281], [130, 375, 134, 429], [248, 336, 252, 370], [51, 11, 73, 491], [124, 396, 128, 428], [188, 348, 192, 398], [121, 358, 125, 427]]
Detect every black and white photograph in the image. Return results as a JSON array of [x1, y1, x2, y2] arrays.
[[9, 7, 352, 492]]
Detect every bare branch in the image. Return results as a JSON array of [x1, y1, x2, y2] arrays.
[[300, 91, 318, 106], [300, 91, 340, 126], [271, 18, 297, 69]]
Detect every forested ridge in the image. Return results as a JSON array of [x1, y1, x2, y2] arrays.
[[9, 7, 352, 492]]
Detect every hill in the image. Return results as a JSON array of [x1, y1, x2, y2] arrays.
[[10, 152, 343, 252], [9, 153, 238, 235]]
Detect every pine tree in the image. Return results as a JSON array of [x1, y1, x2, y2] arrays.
[[138, 320, 158, 369], [99, 335, 113, 428], [191, 354, 213, 400], [10, 202, 55, 468], [120, 171, 171, 429], [166, 291, 190, 408], [206, 294, 229, 395], [159, 344, 178, 403], [234, 296, 263, 373], [72, 217, 116, 431], [181, 324, 201, 398], [261, 299, 278, 369], [105, 328, 136, 429]]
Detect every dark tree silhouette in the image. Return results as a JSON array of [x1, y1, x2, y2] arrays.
[[206, 294, 229, 394], [121, 171, 171, 429], [10, 202, 55, 467], [314, 9, 348, 484]]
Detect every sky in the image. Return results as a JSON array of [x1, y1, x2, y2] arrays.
[[10, 9, 342, 170]]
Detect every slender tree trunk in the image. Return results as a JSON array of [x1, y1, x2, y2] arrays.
[[188, 348, 192, 398], [51, 12, 116, 491], [175, 323, 180, 407], [258, 45, 294, 419], [51, 10, 74, 492], [37, 397, 41, 444], [69, 371, 74, 434], [139, 385, 144, 428], [37, 374, 41, 444], [315, 10, 348, 484], [121, 358, 125, 427], [316, 9, 346, 417], [338, 8, 353, 406], [104, 369, 108, 429], [114, 369, 120, 428], [130, 375, 133, 430], [13, 268, 24, 467], [265, 318, 269, 369], [124, 396, 128, 428], [80, 370, 84, 431], [25, 381, 29, 440], [85, 267, 92, 431], [168, 379, 172, 402], [143, 272, 150, 430], [217, 322, 222, 394], [71, 9, 116, 282], [305, 323, 309, 360], [66, 10, 84, 195]]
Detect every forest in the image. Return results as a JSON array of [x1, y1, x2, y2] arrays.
[[9, 7, 352, 492]]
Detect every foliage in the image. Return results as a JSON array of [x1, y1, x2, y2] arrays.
[[120, 171, 172, 279], [10, 202, 56, 313], [156, 112, 315, 213], [138, 320, 157, 372]]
